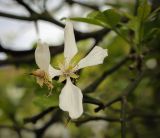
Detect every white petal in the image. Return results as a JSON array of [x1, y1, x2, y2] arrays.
[[48, 65, 61, 79], [76, 46, 108, 69], [59, 77, 83, 119], [64, 20, 78, 65], [35, 40, 50, 72]]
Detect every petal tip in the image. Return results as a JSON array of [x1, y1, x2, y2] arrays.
[[59, 78, 83, 119]]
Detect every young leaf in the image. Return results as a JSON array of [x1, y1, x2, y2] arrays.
[[87, 11, 101, 18], [102, 9, 121, 27], [87, 11, 112, 28], [70, 17, 106, 27], [137, 0, 151, 21]]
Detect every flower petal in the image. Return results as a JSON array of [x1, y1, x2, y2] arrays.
[[49, 65, 61, 79], [59, 77, 83, 119], [35, 40, 50, 72], [64, 20, 78, 65], [76, 46, 108, 69]]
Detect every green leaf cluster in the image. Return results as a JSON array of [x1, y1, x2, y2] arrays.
[[71, 9, 121, 28]]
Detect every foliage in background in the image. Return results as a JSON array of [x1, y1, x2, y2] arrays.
[[0, 0, 160, 138]]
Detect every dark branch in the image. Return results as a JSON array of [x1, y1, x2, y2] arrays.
[[24, 107, 58, 124], [129, 112, 160, 120], [0, 44, 63, 66], [34, 109, 62, 138], [95, 71, 145, 112], [14, 0, 35, 14], [83, 56, 129, 93], [134, 0, 139, 16], [0, 11, 110, 38], [83, 95, 104, 108], [121, 97, 127, 138], [66, 0, 99, 10], [75, 115, 120, 126], [0, 125, 33, 132], [0, 43, 63, 57], [0, 28, 109, 66], [0, 12, 37, 21]]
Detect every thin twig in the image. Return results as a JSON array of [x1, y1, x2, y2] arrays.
[[24, 106, 57, 124], [84, 56, 129, 93], [75, 116, 120, 126], [14, 0, 35, 14], [0, 125, 33, 132], [95, 71, 145, 112], [83, 95, 104, 109], [34, 109, 62, 138], [66, 0, 99, 10], [121, 96, 127, 138], [134, 0, 139, 16]]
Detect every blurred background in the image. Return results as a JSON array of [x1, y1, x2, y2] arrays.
[[0, 0, 160, 138]]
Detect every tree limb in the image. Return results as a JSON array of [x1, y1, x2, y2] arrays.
[[14, 0, 36, 14], [34, 109, 62, 138], [75, 115, 120, 126], [66, 0, 99, 10], [83, 56, 129, 93], [24, 106, 58, 124], [95, 71, 145, 112]]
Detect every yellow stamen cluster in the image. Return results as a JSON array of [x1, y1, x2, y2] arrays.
[[58, 62, 79, 82]]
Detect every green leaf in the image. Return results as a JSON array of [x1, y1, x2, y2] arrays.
[[71, 9, 121, 28], [87, 11, 109, 26], [87, 11, 101, 18], [127, 17, 138, 31], [70, 17, 106, 27], [137, 0, 151, 21], [102, 9, 121, 27]]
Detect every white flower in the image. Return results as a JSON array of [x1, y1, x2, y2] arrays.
[[33, 40, 60, 90], [35, 20, 108, 119]]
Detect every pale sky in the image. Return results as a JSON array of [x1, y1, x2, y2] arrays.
[[0, 0, 107, 60]]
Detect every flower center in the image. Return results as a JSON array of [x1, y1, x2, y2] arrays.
[[58, 62, 78, 82], [59, 63, 74, 76]]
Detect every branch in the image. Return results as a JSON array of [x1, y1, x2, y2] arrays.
[[23, 95, 104, 125], [66, 0, 99, 10], [121, 97, 127, 138], [129, 107, 160, 120], [0, 11, 65, 28], [0, 12, 37, 21], [39, 12, 65, 28], [0, 125, 33, 132], [95, 71, 145, 112], [129, 113, 160, 120], [0, 28, 109, 66], [0, 11, 110, 39], [83, 56, 129, 93], [75, 115, 120, 126], [0, 43, 63, 57], [14, 0, 35, 14], [0, 44, 63, 66], [24, 107, 57, 124], [83, 95, 104, 109], [34, 109, 62, 138], [0, 11, 64, 29], [134, 0, 139, 16]]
